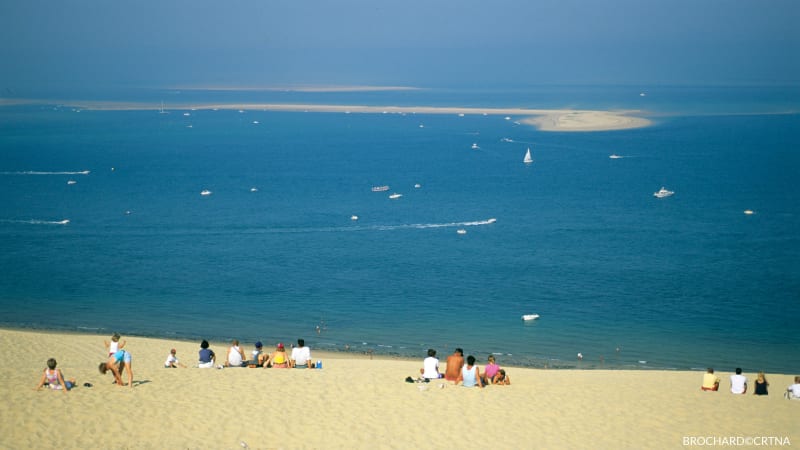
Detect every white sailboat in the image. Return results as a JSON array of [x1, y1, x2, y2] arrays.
[[159, 101, 168, 114], [523, 148, 533, 164]]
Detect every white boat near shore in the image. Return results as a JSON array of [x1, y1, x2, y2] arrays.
[[522, 314, 540, 321]]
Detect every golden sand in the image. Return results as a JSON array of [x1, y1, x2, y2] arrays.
[[1, 328, 796, 449]]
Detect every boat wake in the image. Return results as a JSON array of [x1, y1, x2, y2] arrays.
[[0, 219, 70, 225], [0, 170, 91, 175], [371, 218, 497, 231]]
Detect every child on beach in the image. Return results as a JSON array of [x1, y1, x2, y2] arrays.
[[35, 358, 76, 393], [492, 369, 511, 385], [104, 333, 126, 357], [482, 355, 500, 385], [164, 348, 186, 368]]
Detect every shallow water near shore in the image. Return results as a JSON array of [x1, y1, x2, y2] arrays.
[[1, 86, 798, 372]]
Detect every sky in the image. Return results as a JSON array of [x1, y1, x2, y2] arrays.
[[1, 0, 799, 92]]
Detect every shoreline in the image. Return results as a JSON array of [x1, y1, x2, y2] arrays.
[[0, 98, 652, 132], [2, 327, 797, 449]]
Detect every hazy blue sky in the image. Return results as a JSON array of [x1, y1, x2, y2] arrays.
[[1, 0, 798, 91]]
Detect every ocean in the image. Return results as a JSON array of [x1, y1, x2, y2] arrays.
[[1, 85, 798, 372]]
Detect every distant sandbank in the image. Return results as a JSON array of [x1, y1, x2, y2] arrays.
[[2, 328, 797, 449], [2, 98, 652, 132]]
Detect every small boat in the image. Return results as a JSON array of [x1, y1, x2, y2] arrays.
[[250, 187, 258, 192], [158, 101, 169, 114], [57, 219, 70, 225], [522, 314, 540, 321], [501, 137, 513, 143], [67, 180, 77, 185], [371, 185, 389, 192], [389, 193, 402, 199], [414, 183, 421, 189], [609, 154, 623, 159], [743, 210, 755, 215], [351, 215, 359, 221], [456, 229, 467, 235], [200, 190, 212, 196], [471, 143, 480, 150], [252, 120, 259, 124], [183, 112, 190, 116], [653, 187, 674, 198], [487, 218, 497, 224], [523, 148, 533, 164]]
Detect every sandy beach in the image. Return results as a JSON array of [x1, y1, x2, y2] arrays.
[[1, 328, 796, 449]]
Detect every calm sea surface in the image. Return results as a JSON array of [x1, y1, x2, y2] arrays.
[[1, 86, 798, 372]]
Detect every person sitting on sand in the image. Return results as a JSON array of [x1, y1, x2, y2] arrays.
[[104, 332, 126, 357], [753, 372, 769, 395], [269, 343, 290, 368], [787, 376, 800, 400], [458, 355, 483, 388], [249, 341, 269, 367], [35, 358, 76, 393], [420, 348, 442, 379], [701, 368, 720, 391], [483, 355, 500, 385], [445, 348, 464, 382], [99, 349, 134, 388], [225, 339, 246, 367], [492, 369, 511, 385], [164, 348, 186, 368], [730, 368, 747, 394], [198, 340, 216, 369], [290, 338, 313, 368]]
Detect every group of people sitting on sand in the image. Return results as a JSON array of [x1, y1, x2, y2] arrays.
[[701, 367, 800, 399], [175, 338, 317, 369], [414, 348, 510, 387]]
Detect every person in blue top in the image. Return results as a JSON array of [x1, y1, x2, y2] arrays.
[[198, 340, 216, 369], [99, 349, 134, 388]]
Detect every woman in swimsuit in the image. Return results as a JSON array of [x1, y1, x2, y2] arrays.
[[35, 358, 76, 393], [268, 343, 290, 368], [99, 349, 134, 388]]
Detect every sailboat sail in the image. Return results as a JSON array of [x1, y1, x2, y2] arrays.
[[523, 148, 533, 164]]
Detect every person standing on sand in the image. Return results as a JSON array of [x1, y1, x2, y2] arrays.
[[99, 349, 134, 388], [445, 348, 464, 381], [104, 332, 126, 357]]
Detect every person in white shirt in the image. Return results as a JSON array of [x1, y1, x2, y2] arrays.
[[420, 348, 442, 379], [730, 367, 748, 394], [290, 338, 314, 368], [164, 348, 185, 368], [225, 339, 245, 367], [787, 376, 800, 399]]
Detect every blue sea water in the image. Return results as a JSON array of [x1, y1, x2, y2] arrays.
[[1, 86, 799, 372]]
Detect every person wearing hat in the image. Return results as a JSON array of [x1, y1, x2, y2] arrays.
[[268, 342, 290, 368], [164, 348, 186, 368], [248, 342, 269, 368]]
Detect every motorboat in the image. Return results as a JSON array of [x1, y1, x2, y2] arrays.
[[200, 190, 212, 196], [653, 187, 674, 198], [456, 229, 467, 235], [522, 314, 540, 321], [609, 154, 623, 159], [351, 215, 359, 221], [67, 180, 77, 185], [371, 185, 389, 192], [471, 143, 480, 150], [389, 193, 402, 199]]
